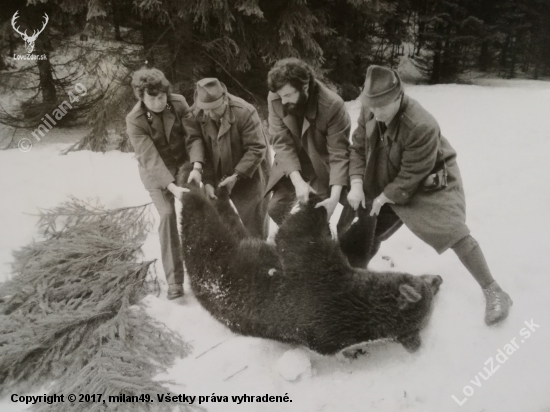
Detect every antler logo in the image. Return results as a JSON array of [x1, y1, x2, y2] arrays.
[[11, 11, 49, 54]]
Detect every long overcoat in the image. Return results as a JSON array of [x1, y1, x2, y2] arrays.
[[125, 93, 203, 190], [265, 80, 351, 196], [349, 95, 470, 253]]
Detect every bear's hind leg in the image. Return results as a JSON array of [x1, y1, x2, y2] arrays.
[[275, 197, 345, 273], [275, 197, 330, 250], [214, 186, 250, 241], [338, 206, 378, 269]]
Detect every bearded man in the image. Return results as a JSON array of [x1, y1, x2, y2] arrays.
[[265, 58, 351, 225]]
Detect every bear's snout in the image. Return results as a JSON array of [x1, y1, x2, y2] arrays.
[[420, 274, 443, 294]]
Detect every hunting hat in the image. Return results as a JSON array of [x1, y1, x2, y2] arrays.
[[195, 78, 227, 110], [360, 65, 403, 108]]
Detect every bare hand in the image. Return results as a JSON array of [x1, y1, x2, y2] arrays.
[[188, 169, 202, 186], [347, 184, 366, 211], [204, 183, 217, 200], [315, 197, 338, 220], [370, 193, 394, 216], [218, 174, 239, 193], [170, 185, 190, 202], [294, 180, 317, 204]]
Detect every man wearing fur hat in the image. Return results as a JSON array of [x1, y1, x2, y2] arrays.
[[343, 65, 513, 325], [126, 67, 204, 300], [184, 78, 270, 239], [265, 58, 351, 225]]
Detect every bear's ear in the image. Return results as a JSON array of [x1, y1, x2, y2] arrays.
[[397, 331, 421, 352], [398, 284, 422, 310]]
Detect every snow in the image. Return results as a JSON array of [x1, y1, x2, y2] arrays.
[[1, 80, 550, 412], [396, 56, 424, 84], [276, 348, 312, 381]]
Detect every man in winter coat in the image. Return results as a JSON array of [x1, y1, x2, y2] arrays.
[[184, 78, 270, 239], [126, 67, 204, 300], [343, 65, 513, 326], [265, 58, 351, 224]]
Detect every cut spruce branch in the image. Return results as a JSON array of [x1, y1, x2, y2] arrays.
[[28, 195, 152, 239], [0, 197, 192, 412]]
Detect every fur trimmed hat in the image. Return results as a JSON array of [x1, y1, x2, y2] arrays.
[[195, 78, 227, 110], [360, 65, 403, 108]]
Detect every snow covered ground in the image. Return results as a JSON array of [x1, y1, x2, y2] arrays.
[[1, 80, 550, 412]]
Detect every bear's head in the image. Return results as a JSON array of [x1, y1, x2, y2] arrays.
[[392, 273, 442, 352], [397, 274, 442, 310]]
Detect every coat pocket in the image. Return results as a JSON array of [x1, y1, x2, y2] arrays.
[[420, 160, 448, 192]]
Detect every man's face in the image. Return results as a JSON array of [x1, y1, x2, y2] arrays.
[[203, 101, 227, 122], [143, 90, 167, 113], [370, 96, 402, 123], [277, 83, 308, 116]]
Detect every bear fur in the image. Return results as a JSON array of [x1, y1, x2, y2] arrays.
[[337, 206, 379, 269], [178, 184, 442, 355]]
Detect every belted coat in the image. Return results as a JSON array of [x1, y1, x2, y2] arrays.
[[265, 80, 351, 196], [349, 95, 470, 253], [125, 93, 204, 190]]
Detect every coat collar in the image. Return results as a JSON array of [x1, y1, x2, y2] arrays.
[[385, 94, 408, 142], [304, 80, 319, 122], [365, 94, 409, 145], [131, 94, 179, 141], [161, 106, 176, 141], [199, 98, 235, 140], [130, 93, 180, 118]]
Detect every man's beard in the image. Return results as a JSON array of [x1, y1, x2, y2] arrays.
[[283, 91, 308, 117]]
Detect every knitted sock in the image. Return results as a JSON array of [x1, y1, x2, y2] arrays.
[[452, 235, 495, 289]]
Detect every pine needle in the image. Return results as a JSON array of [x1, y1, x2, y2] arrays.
[[0, 197, 193, 411]]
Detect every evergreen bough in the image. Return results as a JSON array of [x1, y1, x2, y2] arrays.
[[0, 197, 192, 411]]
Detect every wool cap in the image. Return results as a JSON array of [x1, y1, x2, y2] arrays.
[[195, 78, 227, 109], [360, 65, 403, 108]]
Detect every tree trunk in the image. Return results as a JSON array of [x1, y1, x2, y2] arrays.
[[416, 16, 426, 56], [478, 39, 490, 71], [9, 34, 16, 56], [141, 16, 156, 66], [533, 44, 540, 79], [32, 7, 56, 105], [508, 34, 516, 78], [37, 58, 57, 105], [431, 38, 442, 83], [112, 0, 122, 41], [499, 31, 511, 75]]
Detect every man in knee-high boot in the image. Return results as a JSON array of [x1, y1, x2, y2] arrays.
[[342, 65, 512, 326]]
